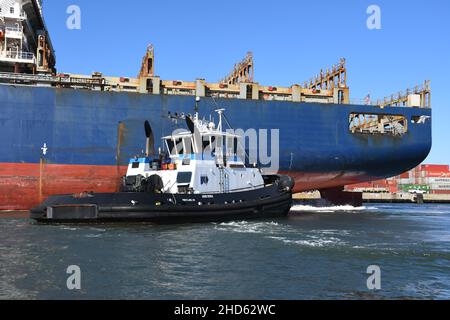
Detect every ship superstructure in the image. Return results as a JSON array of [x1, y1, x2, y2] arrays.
[[0, 3, 432, 210], [123, 109, 266, 195], [0, 0, 54, 73]]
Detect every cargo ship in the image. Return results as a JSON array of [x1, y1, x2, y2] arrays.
[[0, 0, 432, 210]]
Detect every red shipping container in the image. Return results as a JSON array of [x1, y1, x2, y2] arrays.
[[399, 172, 409, 179], [388, 186, 398, 193], [374, 179, 388, 186], [424, 172, 450, 178], [432, 190, 450, 195], [421, 164, 449, 172]]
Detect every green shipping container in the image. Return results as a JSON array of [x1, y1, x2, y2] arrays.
[[399, 184, 431, 193]]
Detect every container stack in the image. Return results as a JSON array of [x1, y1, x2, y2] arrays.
[[347, 164, 450, 194], [419, 165, 450, 194]]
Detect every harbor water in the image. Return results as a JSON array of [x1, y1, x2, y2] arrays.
[[0, 204, 449, 300]]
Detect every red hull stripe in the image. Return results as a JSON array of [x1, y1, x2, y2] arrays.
[[0, 164, 366, 211], [0, 163, 127, 211]]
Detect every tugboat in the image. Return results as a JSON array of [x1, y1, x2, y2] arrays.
[[30, 108, 294, 223]]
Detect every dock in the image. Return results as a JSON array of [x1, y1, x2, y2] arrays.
[[294, 192, 450, 204], [362, 193, 450, 204]]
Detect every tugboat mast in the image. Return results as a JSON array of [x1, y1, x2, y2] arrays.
[[215, 108, 226, 132]]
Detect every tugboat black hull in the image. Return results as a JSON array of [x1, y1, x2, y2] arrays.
[[30, 177, 294, 224]]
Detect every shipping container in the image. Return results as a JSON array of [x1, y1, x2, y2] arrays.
[[399, 184, 431, 193], [399, 172, 410, 179], [397, 178, 414, 185], [348, 164, 450, 194], [422, 172, 450, 178], [430, 184, 450, 191], [388, 186, 398, 193], [425, 178, 450, 184], [431, 190, 450, 195], [420, 164, 450, 172]]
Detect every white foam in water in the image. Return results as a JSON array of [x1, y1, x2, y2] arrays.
[[61, 227, 78, 231], [268, 235, 345, 248], [219, 221, 279, 227], [290, 205, 371, 213], [85, 234, 103, 238], [215, 221, 281, 234], [286, 239, 341, 248], [217, 222, 348, 249], [88, 227, 106, 232]]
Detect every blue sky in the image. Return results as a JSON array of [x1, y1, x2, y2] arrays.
[[43, 0, 449, 164]]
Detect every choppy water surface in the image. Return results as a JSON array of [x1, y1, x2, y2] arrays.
[[0, 204, 449, 300]]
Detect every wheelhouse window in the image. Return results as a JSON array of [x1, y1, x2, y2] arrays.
[[183, 137, 194, 155], [132, 162, 140, 169], [202, 136, 216, 154], [175, 138, 184, 155], [213, 135, 224, 155], [177, 172, 192, 184], [166, 139, 176, 156], [226, 137, 239, 158], [166, 135, 195, 156]]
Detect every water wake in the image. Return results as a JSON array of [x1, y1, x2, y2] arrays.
[[268, 236, 344, 248], [290, 205, 373, 213], [215, 221, 348, 248], [214, 221, 282, 235]]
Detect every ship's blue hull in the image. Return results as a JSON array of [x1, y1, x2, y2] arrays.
[[0, 85, 432, 209]]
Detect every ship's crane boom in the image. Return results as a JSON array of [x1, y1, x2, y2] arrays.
[[138, 44, 155, 78], [220, 52, 254, 85], [303, 58, 347, 90]]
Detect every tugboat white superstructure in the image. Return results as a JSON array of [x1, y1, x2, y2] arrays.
[[31, 108, 294, 223]]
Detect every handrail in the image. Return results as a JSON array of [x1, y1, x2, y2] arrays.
[[5, 26, 22, 32], [0, 12, 27, 19], [2, 51, 35, 60]]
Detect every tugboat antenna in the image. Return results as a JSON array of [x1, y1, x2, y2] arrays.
[[215, 108, 226, 132]]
